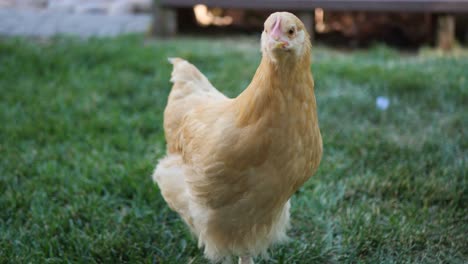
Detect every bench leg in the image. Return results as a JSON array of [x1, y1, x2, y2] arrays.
[[436, 14, 455, 51], [297, 12, 314, 42], [152, 5, 177, 36]]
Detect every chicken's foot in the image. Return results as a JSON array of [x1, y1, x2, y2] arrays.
[[238, 256, 253, 264]]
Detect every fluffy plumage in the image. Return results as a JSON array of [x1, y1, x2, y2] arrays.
[[153, 12, 322, 263]]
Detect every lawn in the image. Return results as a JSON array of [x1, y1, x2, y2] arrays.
[[0, 35, 467, 263]]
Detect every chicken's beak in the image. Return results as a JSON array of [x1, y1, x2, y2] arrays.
[[275, 41, 288, 49]]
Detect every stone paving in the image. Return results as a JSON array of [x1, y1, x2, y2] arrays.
[[0, 8, 152, 37]]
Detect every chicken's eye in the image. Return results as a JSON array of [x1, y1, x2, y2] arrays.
[[288, 28, 295, 35]]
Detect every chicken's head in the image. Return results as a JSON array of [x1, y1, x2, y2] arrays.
[[261, 12, 311, 61]]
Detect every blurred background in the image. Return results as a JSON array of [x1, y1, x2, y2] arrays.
[[155, 0, 468, 50], [1, 0, 468, 49]]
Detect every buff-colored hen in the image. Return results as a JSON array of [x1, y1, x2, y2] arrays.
[[152, 12, 322, 264]]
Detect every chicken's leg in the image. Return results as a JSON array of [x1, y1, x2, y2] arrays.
[[238, 256, 253, 264]]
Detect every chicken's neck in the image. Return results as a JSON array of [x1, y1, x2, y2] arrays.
[[235, 52, 316, 126]]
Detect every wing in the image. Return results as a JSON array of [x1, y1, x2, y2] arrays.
[[178, 104, 273, 209]]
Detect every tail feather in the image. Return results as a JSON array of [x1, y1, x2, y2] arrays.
[[168, 57, 205, 84], [167, 57, 226, 97]]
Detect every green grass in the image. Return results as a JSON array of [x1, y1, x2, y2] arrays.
[[0, 35, 467, 263]]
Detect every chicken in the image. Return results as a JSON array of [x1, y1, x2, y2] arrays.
[[152, 12, 322, 264]]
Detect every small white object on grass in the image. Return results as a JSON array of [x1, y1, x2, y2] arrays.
[[376, 96, 390, 110]]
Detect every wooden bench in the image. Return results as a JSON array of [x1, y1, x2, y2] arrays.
[[153, 0, 468, 48]]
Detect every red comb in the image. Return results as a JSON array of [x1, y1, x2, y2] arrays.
[[270, 16, 282, 40]]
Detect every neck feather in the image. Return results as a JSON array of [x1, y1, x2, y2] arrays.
[[234, 47, 315, 126]]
